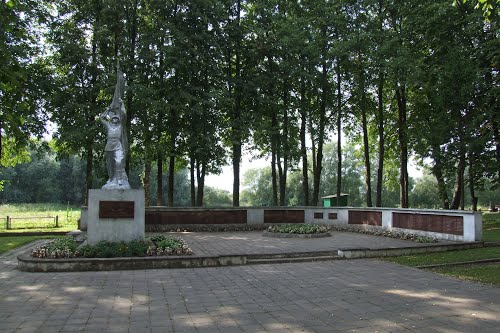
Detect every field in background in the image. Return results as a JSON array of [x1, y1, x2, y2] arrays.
[[0, 203, 79, 232], [483, 212, 500, 242]]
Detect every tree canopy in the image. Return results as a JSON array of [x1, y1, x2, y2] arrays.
[[0, 0, 498, 209]]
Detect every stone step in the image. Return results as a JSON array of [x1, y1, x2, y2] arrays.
[[247, 255, 341, 265]]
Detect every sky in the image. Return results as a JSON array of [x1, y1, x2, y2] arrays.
[[205, 151, 424, 193]]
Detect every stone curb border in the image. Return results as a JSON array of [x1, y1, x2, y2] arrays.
[[262, 231, 331, 238], [17, 253, 248, 272], [415, 258, 500, 269], [17, 242, 484, 272], [338, 242, 484, 259]]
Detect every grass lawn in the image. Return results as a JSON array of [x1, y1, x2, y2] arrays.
[[381, 213, 500, 286], [483, 212, 500, 242], [383, 247, 500, 267], [0, 235, 62, 255], [0, 203, 79, 232], [383, 248, 500, 287], [431, 265, 500, 287]]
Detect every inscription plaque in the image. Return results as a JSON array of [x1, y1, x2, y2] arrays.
[[99, 201, 135, 219]]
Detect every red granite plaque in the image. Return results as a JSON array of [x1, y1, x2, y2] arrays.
[[99, 201, 135, 219]]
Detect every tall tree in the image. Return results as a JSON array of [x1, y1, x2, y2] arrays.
[[0, 0, 49, 162], [49, 0, 116, 204]]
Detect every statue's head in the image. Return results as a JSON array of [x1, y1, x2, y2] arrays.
[[109, 109, 121, 124]]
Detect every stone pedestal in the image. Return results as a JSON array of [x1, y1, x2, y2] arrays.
[[88, 189, 145, 245]]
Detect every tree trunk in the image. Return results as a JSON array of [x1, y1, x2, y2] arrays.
[[190, 157, 195, 206], [396, 85, 409, 208], [451, 150, 465, 210], [156, 35, 165, 207], [232, 144, 241, 206], [231, 0, 242, 207], [167, 90, 177, 207], [309, 116, 317, 201], [376, 73, 384, 207], [493, 118, 500, 183], [196, 160, 205, 207], [431, 146, 450, 209], [271, 100, 279, 206], [360, 70, 372, 207], [124, 0, 138, 176], [84, 143, 93, 206], [336, 63, 342, 206], [278, 80, 290, 206], [168, 154, 175, 207], [469, 154, 478, 211], [156, 153, 163, 206], [84, 9, 99, 206], [358, 58, 373, 207], [0, 118, 3, 160], [143, 159, 151, 206], [300, 72, 309, 206], [312, 25, 328, 207], [271, 151, 278, 206]]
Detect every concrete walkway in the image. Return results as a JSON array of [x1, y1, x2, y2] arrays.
[[1, 232, 499, 332]]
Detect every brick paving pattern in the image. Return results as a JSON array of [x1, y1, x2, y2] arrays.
[[0, 232, 499, 332], [167, 231, 432, 256]]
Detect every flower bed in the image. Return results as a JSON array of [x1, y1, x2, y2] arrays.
[[267, 223, 330, 234], [31, 235, 193, 259], [329, 224, 438, 243]]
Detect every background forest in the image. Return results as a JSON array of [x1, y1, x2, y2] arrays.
[[1, 0, 498, 209]]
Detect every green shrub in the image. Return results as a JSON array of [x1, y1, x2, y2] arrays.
[[267, 224, 330, 234], [32, 236, 192, 258], [149, 234, 168, 243], [76, 240, 149, 258], [148, 236, 193, 256], [328, 224, 438, 243], [31, 236, 79, 258], [127, 240, 149, 256]]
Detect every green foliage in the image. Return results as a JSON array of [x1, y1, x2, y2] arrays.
[[329, 224, 438, 243], [203, 187, 232, 207], [0, 147, 86, 204], [157, 238, 182, 250], [148, 234, 167, 243], [267, 224, 330, 234], [76, 240, 149, 258], [31, 236, 79, 258], [147, 235, 193, 256], [31, 235, 193, 258], [0, 139, 31, 168], [2, 0, 499, 210], [0, 0, 51, 160]]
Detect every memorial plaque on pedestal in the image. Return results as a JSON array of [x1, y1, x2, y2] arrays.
[[99, 201, 135, 219], [88, 189, 145, 244]]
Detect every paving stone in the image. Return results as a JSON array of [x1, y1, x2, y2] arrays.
[[1, 233, 500, 333]]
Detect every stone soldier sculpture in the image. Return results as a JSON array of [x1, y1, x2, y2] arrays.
[[100, 69, 131, 189]]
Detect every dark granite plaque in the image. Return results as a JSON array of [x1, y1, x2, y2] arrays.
[[99, 201, 135, 219], [314, 212, 324, 219]]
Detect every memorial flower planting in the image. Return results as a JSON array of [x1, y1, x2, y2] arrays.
[[31, 235, 193, 258], [267, 224, 330, 234]]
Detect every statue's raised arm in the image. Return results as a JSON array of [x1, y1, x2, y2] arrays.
[[101, 69, 131, 190]]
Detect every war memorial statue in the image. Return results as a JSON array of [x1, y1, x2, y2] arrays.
[[85, 67, 145, 245], [100, 69, 130, 190]]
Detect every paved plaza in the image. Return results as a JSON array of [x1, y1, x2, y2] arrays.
[[1, 232, 499, 332]]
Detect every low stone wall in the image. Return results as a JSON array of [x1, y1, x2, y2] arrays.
[[309, 207, 481, 242], [80, 206, 482, 242]]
